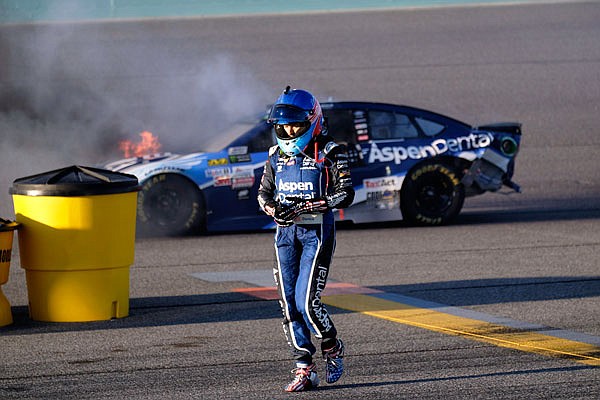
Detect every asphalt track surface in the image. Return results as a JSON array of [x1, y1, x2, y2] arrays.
[[1, 2, 600, 399]]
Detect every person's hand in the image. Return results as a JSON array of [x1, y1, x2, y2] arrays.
[[274, 202, 297, 226], [263, 204, 276, 217], [274, 198, 328, 226], [298, 198, 328, 214]]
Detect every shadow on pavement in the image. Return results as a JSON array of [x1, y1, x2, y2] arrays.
[[2, 275, 598, 336], [372, 276, 600, 306], [315, 365, 598, 392]]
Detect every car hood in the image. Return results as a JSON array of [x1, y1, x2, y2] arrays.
[[103, 152, 208, 176]]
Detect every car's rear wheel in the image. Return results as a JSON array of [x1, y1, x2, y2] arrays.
[[401, 162, 465, 226], [137, 173, 205, 236]]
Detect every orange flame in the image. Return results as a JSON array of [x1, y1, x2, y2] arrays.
[[119, 131, 162, 158]]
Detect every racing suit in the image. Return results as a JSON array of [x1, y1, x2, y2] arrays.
[[257, 135, 354, 363]]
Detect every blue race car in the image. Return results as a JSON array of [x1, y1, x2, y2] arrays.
[[105, 102, 522, 236]]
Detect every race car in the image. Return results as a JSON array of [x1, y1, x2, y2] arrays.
[[105, 102, 522, 236]]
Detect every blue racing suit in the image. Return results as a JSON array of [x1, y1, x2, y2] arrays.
[[258, 136, 354, 363]]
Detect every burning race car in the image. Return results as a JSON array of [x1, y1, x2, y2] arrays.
[[105, 102, 522, 236]]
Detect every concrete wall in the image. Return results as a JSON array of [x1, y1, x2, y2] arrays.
[[0, 0, 520, 24]]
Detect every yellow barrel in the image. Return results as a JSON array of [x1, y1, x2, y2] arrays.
[[11, 166, 139, 322], [0, 218, 19, 327]]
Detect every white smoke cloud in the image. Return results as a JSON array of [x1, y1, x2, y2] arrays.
[[0, 19, 271, 218]]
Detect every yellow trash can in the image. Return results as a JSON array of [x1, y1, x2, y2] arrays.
[[10, 165, 140, 322], [0, 218, 19, 327]]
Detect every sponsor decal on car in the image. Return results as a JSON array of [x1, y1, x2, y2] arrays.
[[209, 165, 256, 189], [364, 176, 404, 210], [368, 132, 493, 165], [237, 189, 250, 200], [139, 166, 185, 180], [228, 146, 248, 155], [232, 173, 255, 189], [208, 157, 228, 166], [228, 146, 251, 163], [364, 176, 402, 190], [205, 167, 232, 178], [229, 154, 251, 163], [214, 176, 232, 187]]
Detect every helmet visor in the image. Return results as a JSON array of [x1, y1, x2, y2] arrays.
[[274, 122, 311, 139], [269, 104, 311, 125]]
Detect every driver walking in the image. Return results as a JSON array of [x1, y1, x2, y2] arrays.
[[258, 86, 354, 392]]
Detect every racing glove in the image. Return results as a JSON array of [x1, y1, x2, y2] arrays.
[[274, 198, 328, 226], [273, 202, 295, 227]]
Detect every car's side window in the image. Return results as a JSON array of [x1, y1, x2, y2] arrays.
[[369, 111, 419, 139], [324, 109, 357, 143], [415, 117, 445, 137], [323, 109, 365, 167]]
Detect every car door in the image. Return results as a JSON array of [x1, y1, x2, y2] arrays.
[[325, 104, 431, 222], [202, 121, 276, 231]]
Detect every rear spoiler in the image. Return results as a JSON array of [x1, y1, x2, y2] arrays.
[[475, 122, 522, 135]]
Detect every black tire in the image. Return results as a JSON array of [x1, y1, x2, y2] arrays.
[[137, 174, 205, 236], [401, 162, 465, 226]]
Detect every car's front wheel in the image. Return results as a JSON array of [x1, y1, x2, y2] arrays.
[[401, 162, 465, 226], [137, 173, 205, 236]]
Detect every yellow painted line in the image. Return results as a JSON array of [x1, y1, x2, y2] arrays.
[[199, 270, 600, 366], [323, 293, 600, 366]]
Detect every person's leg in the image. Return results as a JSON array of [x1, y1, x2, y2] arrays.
[[274, 226, 319, 392], [296, 223, 337, 341], [297, 222, 345, 384], [322, 337, 345, 384], [274, 225, 317, 360]]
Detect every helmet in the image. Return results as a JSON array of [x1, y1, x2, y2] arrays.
[[268, 86, 323, 156]]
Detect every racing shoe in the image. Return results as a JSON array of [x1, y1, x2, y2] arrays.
[[284, 362, 319, 392], [323, 338, 345, 384]]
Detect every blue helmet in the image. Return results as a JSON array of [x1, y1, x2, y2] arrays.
[[268, 86, 323, 157]]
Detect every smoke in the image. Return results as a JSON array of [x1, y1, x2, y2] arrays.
[[0, 19, 271, 217]]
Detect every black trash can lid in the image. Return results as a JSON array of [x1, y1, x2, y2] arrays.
[[10, 165, 141, 197], [0, 218, 19, 232]]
